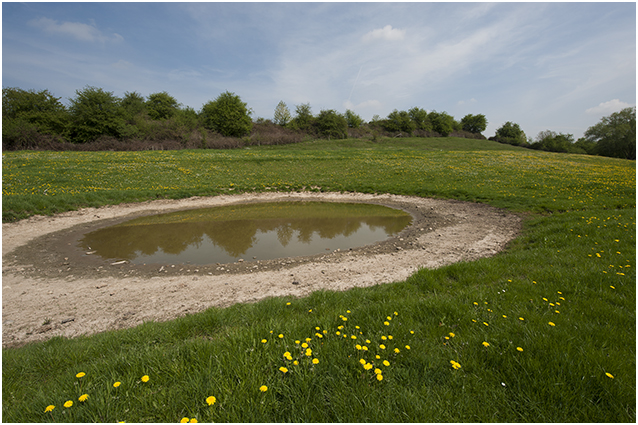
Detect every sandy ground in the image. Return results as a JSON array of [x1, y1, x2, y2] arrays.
[[2, 192, 521, 347]]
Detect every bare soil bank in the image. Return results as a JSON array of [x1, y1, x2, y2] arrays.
[[2, 192, 521, 347]]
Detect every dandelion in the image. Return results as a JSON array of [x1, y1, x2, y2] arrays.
[[141, 375, 149, 383], [259, 385, 268, 392], [355, 344, 362, 350], [305, 348, 312, 356], [384, 321, 390, 326], [450, 360, 461, 370], [394, 311, 398, 316], [473, 302, 478, 306], [482, 341, 490, 347], [381, 335, 387, 340], [301, 342, 308, 349], [76, 372, 86, 378], [351, 335, 357, 340], [383, 360, 390, 367], [190, 419, 198, 423], [364, 363, 373, 370], [79, 394, 89, 402], [44, 405, 55, 413], [64, 400, 73, 408], [206, 396, 217, 405], [181, 418, 190, 423], [312, 358, 319, 365], [394, 348, 400, 353], [279, 366, 288, 373], [516, 347, 523, 352], [483, 322, 489, 326], [293, 360, 299, 365], [502, 315, 507, 318], [113, 381, 121, 388], [449, 332, 455, 338], [261, 339, 267, 343], [606, 372, 614, 379], [410, 330, 414, 334], [286, 302, 291, 305], [377, 374, 383, 381], [519, 317, 524, 321], [374, 368, 382, 375], [359, 358, 366, 365], [380, 344, 386, 350], [549, 322, 556, 326], [278, 334, 284, 339], [405, 345, 410, 350]]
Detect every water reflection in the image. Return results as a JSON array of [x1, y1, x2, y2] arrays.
[[80, 202, 411, 265]]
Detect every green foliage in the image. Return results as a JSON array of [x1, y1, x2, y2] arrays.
[[428, 111, 457, 136], [384, 109, 416, 134], [146, 91, 180, 121], [290, 103, 315, 131], [530, 130, 583, 154], [316, 109, 348, 139], [201, 91, 253, 137], [273, 101, 292, 126], [344, 109, 364, 128], [67, 86, 125, 143], [408, 107, 432, 131], [494, 121, 528, 146], [460, 113, 487, 134], [584, 107, 636, 160], [120, 91, 146, 122], [2, 87, 69, 135]]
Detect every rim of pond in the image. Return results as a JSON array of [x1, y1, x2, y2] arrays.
[[79, 201, 413, 266]]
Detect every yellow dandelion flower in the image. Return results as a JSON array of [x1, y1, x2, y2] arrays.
[[381, 335, 387, 340], [383, 360, 390, 367], [113, 381, 121, 388], [483, 322, 489, 326], [279, 366, 288, 373], [76, 372, 86, 378], [364, 363, 373, 370], [261, 339, 267, 343], [64, 400, 73, 408], [259, 385, 268, 392], [181, 417, 190, 423], [549, 322, 556, 326], [482, 341, 490, 347], [405, 345, 410, 350], [305, 348, 312, 356], [78, 394, 89, 402], [312, 358, 319, 364], [394, 311, 398, 316], [293, 360, 299, 365], [301, 342, 308, 348], [519, 317, 524, 321], [206, 396, 217, 405], [190, 419, 198, 423], [516, 347, 523, 352], [141, 375, 149, 383], [377, 374, 384, 381], [374, 368, 382, 375], [606, 372, 614, 379], [351, 335, 357, 340], [473, 302, 478, 306], [503, 315, 507, 318], [410, 330, 414, 334], [384, 321, 390, 326], [375, 355, 381, 359], [359, 358, 366, 365], [286, 302, 291, 305], [380, 344, 386, 350], [394, 348, 400, 353], [278, 334, 284, 339], [362, 346, 368, 351], [355, 344, 362, 350], [45, 405, 55, 413]]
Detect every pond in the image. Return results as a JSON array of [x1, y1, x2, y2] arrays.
[[79, 201, 412, 265]]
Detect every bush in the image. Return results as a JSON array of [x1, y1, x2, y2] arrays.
[[146, 92, 180, 120], [273, 101, 292, 126], [344, 109, 364, 128], [383, 110, 416, 135], [2, 87, 69, 136], [408, 107, 432, 131], [428, 111, 457, 137], [584, 107, 636, 160], [493, 121, 528, 147], [201, 91, 253, 137], [460, 114, 487, 135], [316, 109, 348, 139], [290, 103, 315, 132]]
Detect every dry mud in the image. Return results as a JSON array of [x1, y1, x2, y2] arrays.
[[2, 192, 521, 347]]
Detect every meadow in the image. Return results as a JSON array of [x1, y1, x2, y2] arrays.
[[2, 137, 636, 422]]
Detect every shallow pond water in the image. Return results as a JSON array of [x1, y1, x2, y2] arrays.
[[79, 201, 412, 265]]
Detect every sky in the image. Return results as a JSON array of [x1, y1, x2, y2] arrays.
[[2, 2, 636, 139]]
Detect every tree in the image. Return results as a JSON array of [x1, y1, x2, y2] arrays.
[[290, 103, 315, 131], [344, 109, 364, 128], [273, 101, 292, 126], [67, 86, 124, 143], [530, 130, 580, 153], [494, 121, 528, 146], [460, 114, 487, 134], [2, 87, 68, 135], [384, 109, 416, 134], [201, 91, 252, 137], [584, 107, 636, 160], [146, 91, 179, 120], [428, 111, 456, 136], [120, 91, 146, 121], [316, 109, 348, 139], [408, 107, 431, 131]]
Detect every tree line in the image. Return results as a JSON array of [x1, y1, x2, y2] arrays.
[[2, 86, 634, 160]]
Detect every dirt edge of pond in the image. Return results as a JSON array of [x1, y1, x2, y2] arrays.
[[2, 192, 521, 348]]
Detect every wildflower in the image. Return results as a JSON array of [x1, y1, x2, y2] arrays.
[[44, 405, 55, 413], [293, 360, 299, 365], [387, 316, 392, 321], [351, 335, 357, 340], [64, 400, 73, 408], [377, 374, 384, 381], [375, 355, 381, 359], [259, 385, 268, 392], [384, 321, 390, 326], [548, 322, 556, 326], [394, 348, 400, 354], [516, 347, 523, 352], [410, 330, 414, 334], [190, 419, 198, 423], [79, 394, 89, 402], [482, 341, 490, 347], [286, 302, 291, 305], [388, 335, 393, 340], [279, 367, 288, 373], [355, 344, 362, 350], [206, 396, 217, 405], [519, 317, 524, 321], [301, 342, 308, 348], [405, 345, 410, 350], [374, 368, 382, 375], [76, 372, 86, 378], [278, 334, 284, 339], [359, 358, 366, 365], [473, 302, 478, 306], [383, 360, 390, 367], [113, 381, 121, 388], [181, 418, 190, 423], [450, 360, 461, 370], [141, 375, 150, 383], [555, 310, 560, 314], [364, 363, 373, 370], [312, 358, 319, 365], [362, 346, 368, 351], [305, 337, 312, 342], [305, 348, 312, 356], [606, 372, 614, 379], [381, 335, 387, 340], [502, 315, 507, 318], [483, 322, 489, 326], [380, 344, 386, 350], [261, 339, 267, 343]]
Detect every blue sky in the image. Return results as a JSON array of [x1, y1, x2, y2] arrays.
[[2, 2, 635, 139]]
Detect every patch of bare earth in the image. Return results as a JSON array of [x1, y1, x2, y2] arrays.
[[2, 192, 521, 347]]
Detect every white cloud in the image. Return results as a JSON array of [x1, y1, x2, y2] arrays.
[[458, 98, 477, 106], [585, 99, 634, 115], [28, 17, 123, 43], [362, 25, 406, 42]]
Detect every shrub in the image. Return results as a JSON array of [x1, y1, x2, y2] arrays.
[[273, 101, 292, 126], [584, 107, 636, 160], [290, 103, 315, 132], [493, 121, 528, 146], [428, 111, 457, 137], [460, 114, 487, 135], [383, 110, 416, 135], [344, 109, 364, 128], [316, 109, 348, 139], [67, 86, 125, 143], [408, 107, 432, 131], [146, 91, 180, 120], [201, 91, 253, 137]]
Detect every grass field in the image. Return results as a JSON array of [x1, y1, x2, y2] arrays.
[[2, 137, 636, 422]]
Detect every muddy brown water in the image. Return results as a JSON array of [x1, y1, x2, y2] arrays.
[[79, 201, 412, 265]]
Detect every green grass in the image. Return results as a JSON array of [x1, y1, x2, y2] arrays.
[[2, 137, 636, 422]]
